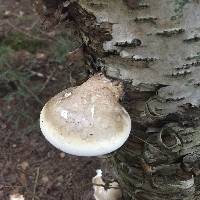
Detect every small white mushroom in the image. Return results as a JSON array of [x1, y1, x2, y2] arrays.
[[40, 74, 131, 156], [92, 169, 122, 200], [10, 194, 25, 200]]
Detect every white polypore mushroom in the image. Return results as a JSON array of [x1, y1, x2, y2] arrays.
[[40, 74, 131, 156]]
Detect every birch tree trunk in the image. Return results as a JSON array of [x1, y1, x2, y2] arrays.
[[35, 0, 200, 199]]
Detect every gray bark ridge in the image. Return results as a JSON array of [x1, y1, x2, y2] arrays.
[[35, 0, 200, 199]]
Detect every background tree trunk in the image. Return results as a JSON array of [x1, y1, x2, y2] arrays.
[[34, 0, 200, 199]]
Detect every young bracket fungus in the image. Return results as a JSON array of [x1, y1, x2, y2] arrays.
[[92, 169, 122, 200], [40, 74, 131, 156]]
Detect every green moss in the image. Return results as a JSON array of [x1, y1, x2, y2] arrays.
[[0, 32, 47, 53]]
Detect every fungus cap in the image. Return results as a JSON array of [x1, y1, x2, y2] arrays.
[[40, 74, 131, 156]]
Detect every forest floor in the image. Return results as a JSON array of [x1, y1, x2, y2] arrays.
[[0, 0, 99, 199]]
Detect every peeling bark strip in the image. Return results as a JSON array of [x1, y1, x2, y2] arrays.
[[35, 0, 200, 199]]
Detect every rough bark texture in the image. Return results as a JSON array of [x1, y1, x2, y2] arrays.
[[34, 0, 200, 199]]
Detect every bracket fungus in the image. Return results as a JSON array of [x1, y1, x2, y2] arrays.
[[92, 169, 122, 200], [40, 74, 131, 156]]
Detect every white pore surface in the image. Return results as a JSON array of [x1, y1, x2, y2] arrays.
[[40, 105, 131, 156]]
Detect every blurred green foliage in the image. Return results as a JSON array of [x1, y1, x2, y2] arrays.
[[0, 27, 79, 135], [0, 32, 47, 53], [0, 66, 42, 133], [0, 45, 14, 66], [0, 67, 41, 103], [0, 33, 43, 133], [51, 33, 79, 63]]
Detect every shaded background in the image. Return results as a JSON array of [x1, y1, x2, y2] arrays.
[[0, 0, 100, 199]]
